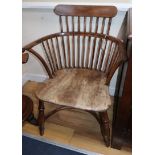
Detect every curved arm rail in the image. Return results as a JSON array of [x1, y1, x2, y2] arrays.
[[22, 32, 127, 84]]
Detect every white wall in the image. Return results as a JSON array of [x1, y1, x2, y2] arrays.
[[22, 8, 126, 95]]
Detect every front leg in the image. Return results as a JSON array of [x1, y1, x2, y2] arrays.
[[37, 100, 45, 136], [99, 111, 110, 147]]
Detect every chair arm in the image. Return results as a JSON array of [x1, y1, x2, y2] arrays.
[[22, 37, 54, 78], [105, 41, 127, 85], [22, 52, 29, 64]]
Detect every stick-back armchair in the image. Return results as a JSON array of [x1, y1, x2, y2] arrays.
[[22, 5, 127, 147]]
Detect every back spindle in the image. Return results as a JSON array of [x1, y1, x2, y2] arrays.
[[42, 41, 54, 74], [65, 16, 71, 67], [106, 18, 112, 35], [81, 17, 86, 67], [77, 16, 80, 67], [50, 38, 58, 70], [55, 37, 62, 69], [90, 17, 99, 68], [46, 40, 56, 72], [72, 16, 75, 67], [85, 17, 93, 68]]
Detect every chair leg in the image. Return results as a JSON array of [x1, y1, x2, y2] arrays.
[[37, 100, 45, 136], [99, 111, 110, 147]]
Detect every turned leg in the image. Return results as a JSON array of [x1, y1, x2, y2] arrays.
[[99, 111, 110, 147], [37, 100, 45, 136]]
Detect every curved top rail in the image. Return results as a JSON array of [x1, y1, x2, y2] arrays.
[[22, 32, 123, 51], [54, 5, 117, 18]]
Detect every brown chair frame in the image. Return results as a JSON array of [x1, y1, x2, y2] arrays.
[[22, 5, 127, 147]]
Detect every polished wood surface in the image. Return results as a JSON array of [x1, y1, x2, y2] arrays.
[[54, 5, 117, 17], [22, 53, 29, 64], [36, 69, 111, 111]]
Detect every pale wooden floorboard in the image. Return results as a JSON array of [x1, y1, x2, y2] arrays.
[[22, 81, 132, 155]]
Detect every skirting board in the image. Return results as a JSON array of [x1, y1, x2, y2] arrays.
[[22, 73, 116, 96]]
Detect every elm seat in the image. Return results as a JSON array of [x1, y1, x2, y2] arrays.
[[36, 69, 111, 111]]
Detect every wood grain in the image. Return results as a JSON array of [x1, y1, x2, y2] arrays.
[[54, 5, 117, 18], [36, 69, 112, 111]]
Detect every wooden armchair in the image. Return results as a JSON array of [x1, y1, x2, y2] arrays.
[[22, 5, 127, 147]]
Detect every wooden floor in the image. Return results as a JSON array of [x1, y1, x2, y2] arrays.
[[22, 81, 132, 155]]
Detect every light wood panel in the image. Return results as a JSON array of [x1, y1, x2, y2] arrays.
[[35, 69, 111, 111]]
